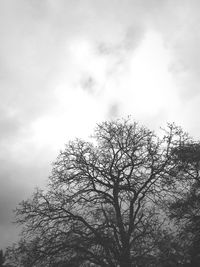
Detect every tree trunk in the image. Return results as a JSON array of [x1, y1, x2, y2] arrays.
[[119, 249, 132, 267], [119, 259, 132, 267]]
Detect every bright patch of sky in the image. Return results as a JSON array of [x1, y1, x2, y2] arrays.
[[31, 29, 179, 150]]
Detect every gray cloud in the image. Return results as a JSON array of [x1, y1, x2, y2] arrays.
[[148, 0, 200, 100], [80, 75, 96, 95], [97, 25, 145, 56], [107, 102, 121, 119], [0, 143, 54, 247]]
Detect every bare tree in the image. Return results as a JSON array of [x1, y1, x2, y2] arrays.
[[7, 119, 187, 267]]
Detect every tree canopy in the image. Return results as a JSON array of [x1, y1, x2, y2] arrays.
[[5, 119, 200, 267]]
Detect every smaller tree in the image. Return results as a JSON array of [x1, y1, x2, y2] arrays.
[[0, 250, 4, 267], [168, 143, 200, 266], [0, 249, 14, 267]]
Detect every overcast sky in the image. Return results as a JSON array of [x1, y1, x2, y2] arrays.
[[1, 0, 200, 249]]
